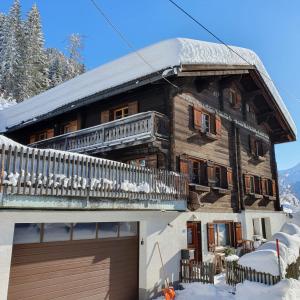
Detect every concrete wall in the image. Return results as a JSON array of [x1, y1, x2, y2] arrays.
[[0, 209, 288, 300]]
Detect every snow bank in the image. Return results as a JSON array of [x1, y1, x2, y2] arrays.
[[272, 232, 300, 264], [280, 223, 300, 236], [0, 97, 16, 111], [258, 241, 289, 265], [238, 249, 286, 276], [0, 38, 295, 136], [235, 279, 300, 300]]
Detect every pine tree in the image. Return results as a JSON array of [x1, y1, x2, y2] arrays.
[[0, 0, 24, 101], [23, 4, 48, 97]]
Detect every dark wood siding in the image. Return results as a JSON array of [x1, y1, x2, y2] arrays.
[[8, 238, 138, 300]]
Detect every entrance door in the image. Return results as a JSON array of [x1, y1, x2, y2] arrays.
[[187, 222, 202, 262]]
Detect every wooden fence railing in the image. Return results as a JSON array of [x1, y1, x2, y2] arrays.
[[225, 261, 280, 286], [180, 259, 215, 284], [0, 144, 188, 202], [29, 111, 169, 153]]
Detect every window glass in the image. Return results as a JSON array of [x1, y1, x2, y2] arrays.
[[201, 113, 210, 133], [98, 222, 119, 238], [187, 227, 193, 245], [119, 222, 137, 237], [14, 223, 41, 244], [215, 167, 221, 187], [214, 223, 230, 247], [73, 223, 96, 240], [43, 223, 71, 242]]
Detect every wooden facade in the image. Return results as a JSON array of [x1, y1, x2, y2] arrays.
[[5, 68, 292, 213]]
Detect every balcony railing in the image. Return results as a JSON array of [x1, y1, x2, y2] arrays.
[[30, 111, 169, 154], [0, 143, 188, 209]]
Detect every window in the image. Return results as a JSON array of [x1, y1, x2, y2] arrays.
[[43, 223, 72, 242], [214, 223, 231, 247], [244, 174, 262, 195], [249, 176, 255, 194], [215, 166, 221, 188], [14, 223, 41, 244], [190, 160, 207, 185], [249, 135, 266, 158], [63, 120, 77, 133], [227, 88, 241, 109], [128, 158, 147, 168], [98, 222, 119, 238], [73, 223, 97, 240], [119, 222, 137, 237], [29, 129, 54, 144], [114, 106, 129, 120], [201, 113, 210, 133]]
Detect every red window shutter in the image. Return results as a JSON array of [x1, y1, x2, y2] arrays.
[[215, 114, 222, 137], [272, 179, 277, 197], [100, 110, 110, 123], [207, 162, 215, 185], [227, 167, 233, 190], [193, 107, 202, 130], [180, 158, 189, 178], [233, 93, 242, 109], [128, 101, 138, 115], [234, 222, 243, 247], [261, 178, 267, 195], [46, 129, 54, 139], [244, 174, 251, 194], [207, 223, 215, 252]]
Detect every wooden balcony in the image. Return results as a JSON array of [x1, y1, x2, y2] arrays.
[[0, 142, 188, 210], [30, 111, 169, 154]]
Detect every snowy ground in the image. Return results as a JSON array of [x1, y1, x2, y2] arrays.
[[154, 274, 300, 300]]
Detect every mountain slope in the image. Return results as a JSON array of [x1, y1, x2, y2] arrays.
[[279, 163, 300, 212]]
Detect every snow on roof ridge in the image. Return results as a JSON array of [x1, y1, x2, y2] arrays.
[[0, 38, 296, 136]]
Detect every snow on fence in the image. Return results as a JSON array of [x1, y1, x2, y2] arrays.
[[0, 144, 188, 201], [180, 259, 215, 284], [225, 261, 280, 286]]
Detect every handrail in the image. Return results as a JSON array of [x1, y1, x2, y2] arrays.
[[0, 144, 188, 202], [29, 111, 170, 153]]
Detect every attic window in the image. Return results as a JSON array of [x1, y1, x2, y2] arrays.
[[227, 88, 241, 109], [249, 135, 266, 159]]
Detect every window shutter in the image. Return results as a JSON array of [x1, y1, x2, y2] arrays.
[[207, 161, 215, 185], [128, 101, 138, 115], [248, 135, 256, 156], [244, 174, 251, 194], [46, 129, 54, 139], [227, 167, 233, 190], [193, 107, 202, 130], [234, 93, 242, 109], [272, 179, 277, 197], [180, 158, 189, 178], [100, 110, 110, 123], [215, 115, 222, 137], [207, 223, 215, 252], [261, 178, 267, 195], [29, 135, 36, 144], [234, 222, 243, 247]]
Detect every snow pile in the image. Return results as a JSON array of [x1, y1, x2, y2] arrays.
[[0, 38, 295, 136], [239, 249, 286, 276], [258, 241, 289, 266], [272, 232, 300, 264], [281, 223, 300, 236], [225, 255, 239, 262], [235, 279, 300, 300]]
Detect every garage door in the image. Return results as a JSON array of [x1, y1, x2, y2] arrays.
[[8, 222, 139, 300]]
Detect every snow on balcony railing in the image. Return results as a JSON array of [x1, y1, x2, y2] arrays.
[[0, 141, 188, 202]]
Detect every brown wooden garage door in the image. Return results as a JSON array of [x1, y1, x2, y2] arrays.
[[8, 223, 139, 300]]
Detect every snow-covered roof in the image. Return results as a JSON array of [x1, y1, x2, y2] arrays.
[[0, 38, 296, 136]]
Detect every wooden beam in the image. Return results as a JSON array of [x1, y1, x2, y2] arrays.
[[180, 64, 255, 72], [178, 69, 249, 77], [256, 111, 275, 124]]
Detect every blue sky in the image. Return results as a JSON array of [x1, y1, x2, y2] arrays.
[[1, 0, 299, 170]]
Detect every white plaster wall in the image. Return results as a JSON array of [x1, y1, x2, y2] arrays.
[[0, 209, 289, 300]]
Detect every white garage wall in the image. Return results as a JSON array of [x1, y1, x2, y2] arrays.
[[0, 209, 288, 300]]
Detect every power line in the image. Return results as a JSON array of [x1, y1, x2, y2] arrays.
[[89, 0, 180, 90], [167, 0, 299, 102]]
